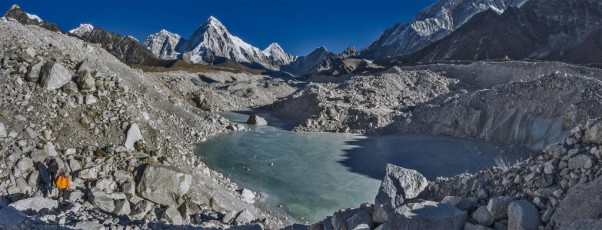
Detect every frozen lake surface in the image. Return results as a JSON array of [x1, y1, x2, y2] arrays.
[[197, 111, 531, 223]]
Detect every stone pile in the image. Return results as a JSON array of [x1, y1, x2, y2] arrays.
[[0, 19, 289, 229]]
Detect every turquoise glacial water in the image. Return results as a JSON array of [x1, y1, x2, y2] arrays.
[[196, 111, 530, 223]]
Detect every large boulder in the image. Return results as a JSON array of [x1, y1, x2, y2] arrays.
[[136, 164, 192, 206], [383, 201, 466, 230], [583, 121, 602, 144], [507, 200, 540, 230], [375, 164, 428, 213], [472, 206, 494, 226], [40, 61, 72, 90], [9, 197, 57, 214], [124, 123, 142, 151], [90, 189, 116, 213], [247, 114, 267, 125], [551, 176, 602, 229], [487, 196, 513, 221]]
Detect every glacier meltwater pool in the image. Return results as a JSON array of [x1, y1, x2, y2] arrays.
[[196, 111, 531, 223]]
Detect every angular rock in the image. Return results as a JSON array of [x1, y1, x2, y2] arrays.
[[124, 123, 142, 151], [247, 114, 267, 125], [77, 71, 96, 92], [375, 164, 428, 213], [90, 189, 115, 213], [551, 176, 602, 229], [583, 121, 602, 145], [136, 164, 192, 206], [241, 188, 255, 204], [40, 61, 72, 90], [507, 200, 540, 230], [163, 206, 183, 225], [16, 158, 33, 172], [114, 199, 131, 215], [346, 211, 373, 230], [78, 167, 98, 179], [568, 154, 595, 170], [384, 201, 466, 230], [472, 206, 494, 227], [234, 209, 255, 225], [487, 196, 513, 221], [332, 205, 373, 230], [44, 142, 58, 156], [373, 204, 388, 224], [0, 122, 6, 138], [131, 199, 152, 220], [68, 159, 82, 172], [85, 94, 97, 105], [26, 57, 44, 83]]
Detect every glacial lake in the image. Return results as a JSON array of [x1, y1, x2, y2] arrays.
[[196, 111, 531, 223]]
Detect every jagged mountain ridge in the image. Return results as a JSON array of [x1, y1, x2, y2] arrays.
[[362, 0, 529, 60], [68, 24, 174, 66], [406, 0, 602, 63], [2, 4, 62, 32], [145, 17, 296, 70]]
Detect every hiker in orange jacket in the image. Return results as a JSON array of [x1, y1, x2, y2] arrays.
[[56, 171, 71, 203]]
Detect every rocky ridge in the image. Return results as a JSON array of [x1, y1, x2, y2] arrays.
[[272, 67, 457, 134], [407, 0, 602, 64]]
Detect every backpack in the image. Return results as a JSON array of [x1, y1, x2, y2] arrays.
[[47, 159, 59, 173]]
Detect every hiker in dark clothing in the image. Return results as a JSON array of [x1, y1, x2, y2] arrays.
[[37, 162, 51, 197], [46, 158, 59, 190]]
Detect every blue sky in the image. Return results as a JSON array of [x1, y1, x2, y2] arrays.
[[2, 0, 436, 56]]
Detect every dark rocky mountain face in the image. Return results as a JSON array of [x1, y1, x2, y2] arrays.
[[71, 29, 174, 66], [3, 4, 62, 33], [407, 0, 602, 64], [362, 0, 529, 60], [281, 46, 334, 76]]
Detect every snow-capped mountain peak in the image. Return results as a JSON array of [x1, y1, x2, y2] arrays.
[[144, 16, 296, 69], [144, 29, 183, 60], [69, 23, 94, 36], [7, 4, 43, 22], [364, 0, 530, 59], [263, 43, 285, 57]]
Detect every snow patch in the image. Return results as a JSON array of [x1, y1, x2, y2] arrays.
[[69, 24, 94, 36], [25, 12, 42, 22]]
